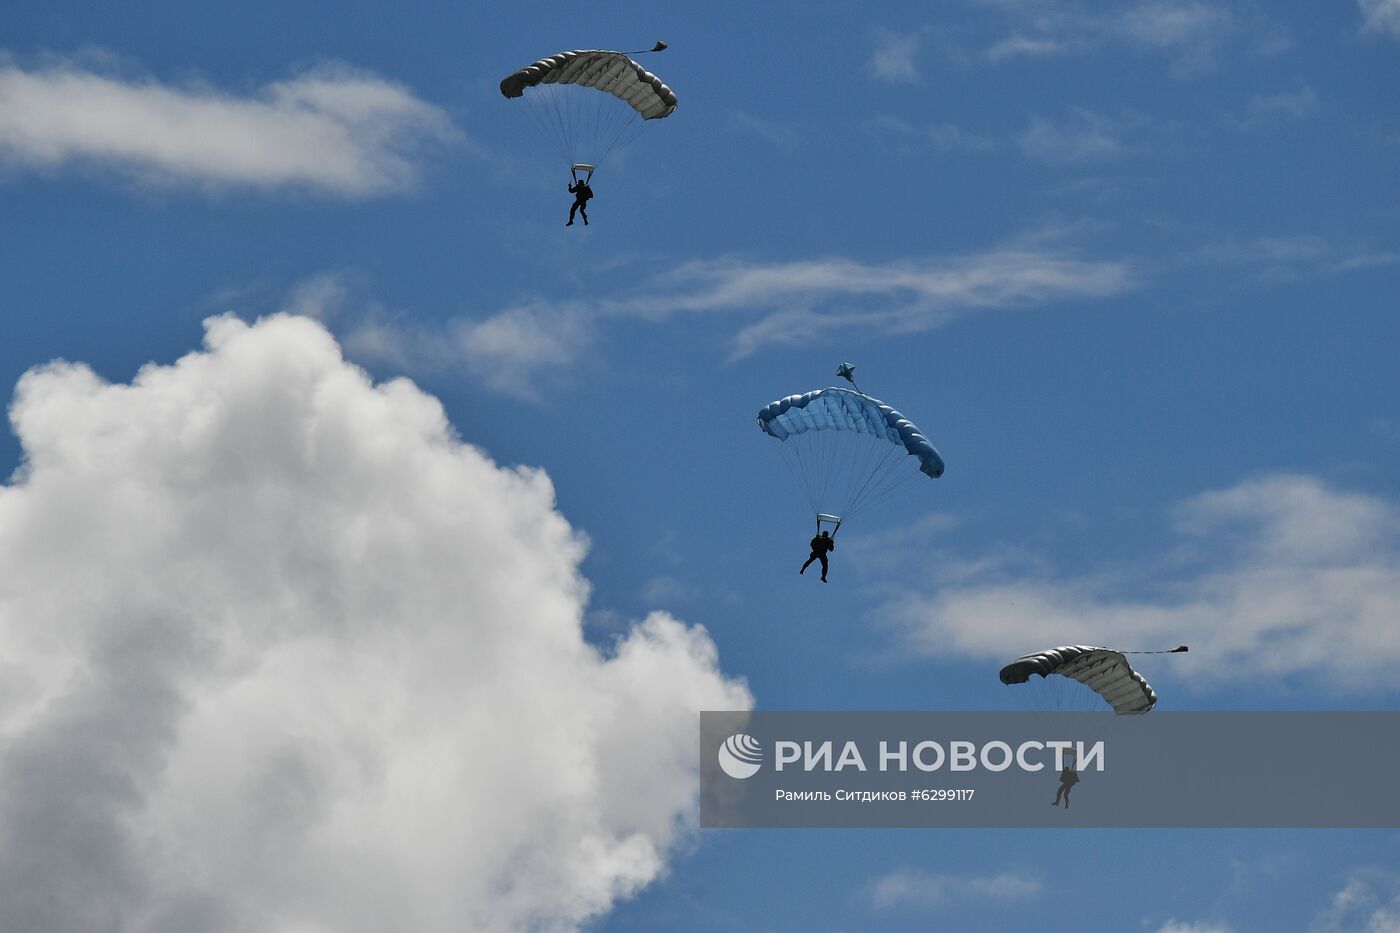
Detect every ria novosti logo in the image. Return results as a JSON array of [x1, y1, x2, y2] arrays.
[[717, 733, 763, 779]]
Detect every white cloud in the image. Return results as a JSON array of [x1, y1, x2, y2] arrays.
[[331, 286, 595, 402], [728, 110, 802, 152], [987, 35, 1070, 61], [1115, 2, 1231, 48], [1359, 0, 1400, 37], [450, 304, 596, 400], [1193, 235, 1398, 278], [975, 1, 1289, 75], [869, 29, 923, 82], [1017, 110, 1130, 164], [1111, 0, 1293, 69], [879, 474, 1400, 690], [869, 117, 998, 156], [1312, 870, 1400, 932], [317, 241, 1134, 394], [1153, 922, 1235, 933], [1237, 82, 1320, 128], [0, 58, 454, 195], [0, 314, 750, 933], [626, 246, 1136, 358], [1332, 252, 1400, 271], [869, 869, 1042, 910], [928, 123, 999, 153]]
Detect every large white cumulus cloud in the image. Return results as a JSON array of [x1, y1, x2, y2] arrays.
[[0, 314, 750, 932]]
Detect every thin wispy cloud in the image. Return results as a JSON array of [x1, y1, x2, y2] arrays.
[[869, 28, 923, 82], [626, 246, 1136, 358], [1114, 1, 1232, 49], [263, 273, 594, 401], [340, 300, 595, 401], [1017, 110, 1131, 164], [1153, 923, 1236, 933], [877, 474, 1400, 690], [870, 116, 999, 155], [1192, 234, 1399, 279], [869, 869, 1043, 910], [927, 122, 999, 153], [1311, 869, 1400, 931], [1358, 0, 1400, 37], [450, 304, 596, 399], [972, 1, 1290, 75], [1238, 82, 1319, 128], [305, 240, 1135, 396], [987, 34, 1070, 61], [0, 57, 454, 195], [728, 110, 802, 152]]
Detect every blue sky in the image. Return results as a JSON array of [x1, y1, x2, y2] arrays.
[[3, 1, 1400, 931]]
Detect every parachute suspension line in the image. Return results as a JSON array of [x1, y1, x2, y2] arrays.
[[760, 378, 943, 529], [771, 425, 934, 526], [814, 425, 840, 515], [595, 118, 648, 171], [777, 436, 822, 517], [843, 443, 903, 518], [567, 79, 586, 164], [845, 450, 914, 519], [853, 444, 928, 514], [840, 425, 896, 516], [571, 88, 650, 175], [554, 84, 580, 165], [521, 88, 572, 172]]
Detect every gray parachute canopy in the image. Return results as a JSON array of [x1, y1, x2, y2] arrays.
[[500, 50, 678, 119], [1000, 646, 1158, 714]]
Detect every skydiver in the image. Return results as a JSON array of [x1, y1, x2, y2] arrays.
[[799, 530, 835, 583], [1052, 754, 1079, 808], [566, 178, 593, 226]]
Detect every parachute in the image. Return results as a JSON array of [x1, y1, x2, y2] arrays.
[[999, 645, 1188, 715], [757, 365, 943, 532], [500, 45, 676, 178]]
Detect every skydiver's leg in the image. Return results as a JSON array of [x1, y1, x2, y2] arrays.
[[580, 204, 588, 225], [801, 552, 818, 574], [567, 202, 578, 226], [819, 554, 828, 582], [1053, 785, 1065, 806], [1063, 785, 1071, 809]]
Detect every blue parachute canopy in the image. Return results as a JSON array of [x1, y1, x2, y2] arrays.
[[756, 387, 945, 479]]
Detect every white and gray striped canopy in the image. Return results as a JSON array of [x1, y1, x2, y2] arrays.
[[500, 50, 677, 120], [1000, 645, 1158, 714]]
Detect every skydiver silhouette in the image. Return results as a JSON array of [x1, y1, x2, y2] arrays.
[[1053, 756, 1079, 808], [566, 178, 593, 226], [799, 530, 835, 582]]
